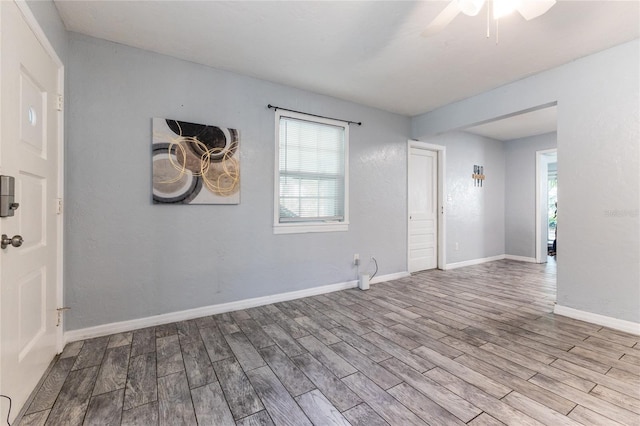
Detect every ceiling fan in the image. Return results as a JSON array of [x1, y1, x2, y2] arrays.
[[422, 0, 557, 37]]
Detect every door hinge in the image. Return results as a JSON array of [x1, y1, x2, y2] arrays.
[[56, 198, 63, 215], [56, 307, 70, 327], [57, 94, 63, 111]]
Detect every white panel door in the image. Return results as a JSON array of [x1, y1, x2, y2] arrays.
[[408, 147, 437, 272], [0, 1, 61, 420]]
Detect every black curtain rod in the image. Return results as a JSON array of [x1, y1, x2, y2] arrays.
[[267, 104, 362, 126]]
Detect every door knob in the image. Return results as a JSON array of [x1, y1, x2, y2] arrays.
[[1, 234, 23, 249]]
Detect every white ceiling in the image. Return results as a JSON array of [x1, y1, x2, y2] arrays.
[[465, 105, 557, 140], [54, 1, 639, 117]]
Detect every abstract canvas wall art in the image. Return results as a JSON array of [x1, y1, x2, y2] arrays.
[[152, 118, 240, 204]]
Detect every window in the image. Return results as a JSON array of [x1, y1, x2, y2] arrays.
[[274, 110, 349, 234]]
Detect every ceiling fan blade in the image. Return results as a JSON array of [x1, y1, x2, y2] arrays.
[[516, 0, 556, 21], [421, 0, 462, 37], [458, 0, 486, 17]]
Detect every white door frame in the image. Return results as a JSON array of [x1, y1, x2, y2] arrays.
[[407, 140, 446, 270], [12, 0, 65, 352], [535, 148, 556, 263]]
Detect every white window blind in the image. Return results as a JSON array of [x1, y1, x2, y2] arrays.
[[277, 114, 347, 225]]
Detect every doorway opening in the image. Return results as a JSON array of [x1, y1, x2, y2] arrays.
[[547, 160, 558, 257], [536, 149, 557, 263]]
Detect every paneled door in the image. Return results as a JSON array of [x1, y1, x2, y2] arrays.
[[0, 1, 63, 420], [408, 147, 438, 272]]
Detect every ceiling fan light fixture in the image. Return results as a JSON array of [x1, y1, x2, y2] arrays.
[[457, 0, 486, 17], [422, 0, 557, 38]]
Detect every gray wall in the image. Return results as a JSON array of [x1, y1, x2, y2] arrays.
[[420, 132, 506, 264], [413, 40, 640, 323], [65, 33, 411, 330], [505, 132, 557, 258]]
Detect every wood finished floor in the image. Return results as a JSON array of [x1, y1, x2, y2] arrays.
[[17, 259, 640, 425]]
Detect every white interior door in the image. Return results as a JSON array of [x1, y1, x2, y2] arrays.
[[0, 1, 62, 421], [408, 147, 438, 272]]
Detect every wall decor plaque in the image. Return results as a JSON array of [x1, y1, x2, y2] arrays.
[[152, 118, 240, 204]]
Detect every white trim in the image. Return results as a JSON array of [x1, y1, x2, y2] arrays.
[[64, 271, 408, 343], [371, 271, 410, 284], [535, 148, 557, 263], [15, 1, 63, 67], [554, 304, 640, 336], [55, 69, 65, 353], [273, 110, 349, 235], [14, 0, 65, 353], [273, 222, 348, 234], [446, 254, 505, 270], [504, 255, 537, 263], [407, 140, 447, 271]]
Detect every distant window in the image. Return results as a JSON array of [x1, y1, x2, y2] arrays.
[[274, 110, 349, 234]]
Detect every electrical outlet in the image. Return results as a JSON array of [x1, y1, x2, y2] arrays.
[[454, 242, 459, 251], [354, 253, 360, 266]]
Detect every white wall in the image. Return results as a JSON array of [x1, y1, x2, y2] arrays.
[[505, 133, 557, 259], [420, 132, 506, 265], [413, 40, 640, 323], [64, 33, 411, 330]]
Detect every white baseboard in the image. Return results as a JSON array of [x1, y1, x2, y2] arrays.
[[446, 254, 541, 270], [64, 271, 409, 344], [554, 304, 640, 336], [446, 254, 505, 270], [504, 255, 537, 263], [371, 271, 410, 284]]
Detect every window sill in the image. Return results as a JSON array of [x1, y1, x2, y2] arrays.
[[273, 222, 349, 235]]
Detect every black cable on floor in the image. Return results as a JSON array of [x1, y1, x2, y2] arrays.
[[0, 395, 11, 425], [370, 257, 378, 280]]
